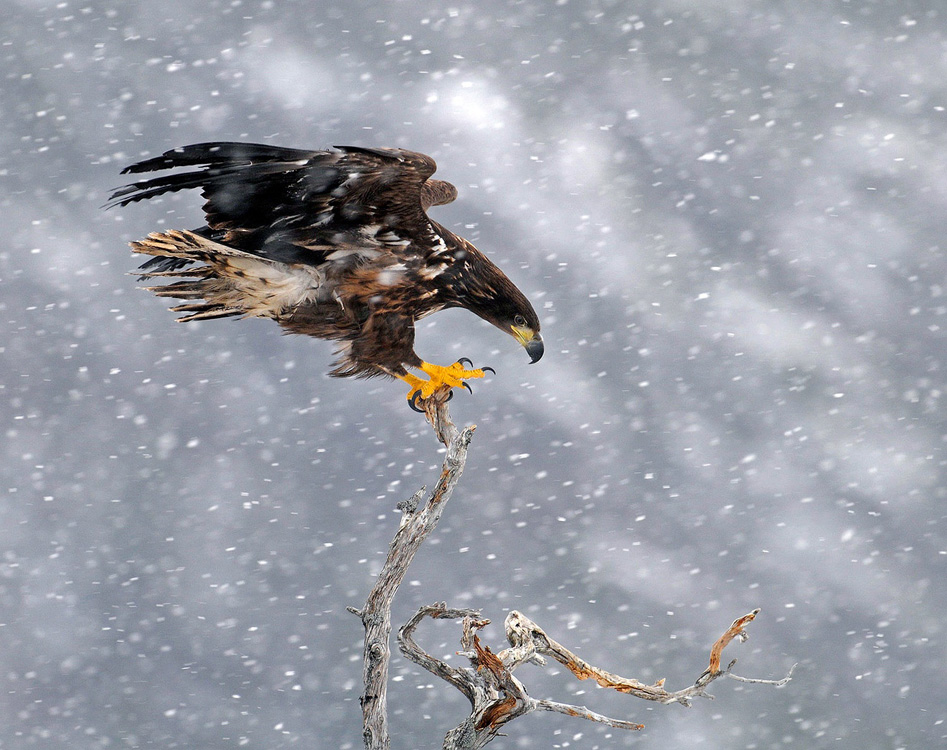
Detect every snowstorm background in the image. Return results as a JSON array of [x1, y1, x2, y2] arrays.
[[3, 0, 945, 748]]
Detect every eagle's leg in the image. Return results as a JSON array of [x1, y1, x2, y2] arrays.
[[394, 360, 495, 408], [394, 372, 429, 400]]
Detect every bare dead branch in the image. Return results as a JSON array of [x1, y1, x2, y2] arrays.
[[399, 604, 794, 748], [708, 608, 760, 674], [501, 610, 675, 703], [351, 392, 474, 750], [503, 609, 793, 707], [350, 387, 792, 748], [398, 604, 533, 749], [727, 662, 798, 686], [532, 699, 644, 731], [398, 603, 484, 700]]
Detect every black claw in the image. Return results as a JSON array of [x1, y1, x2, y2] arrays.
[[462, 381, 473, 394], [446, 389, 455, 402], [457, 357, 473, 368], [482, 366, 496, 375], [408, 391, 425, 412]]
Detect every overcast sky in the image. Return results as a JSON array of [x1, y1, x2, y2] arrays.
[[2, 1, 945, 748]]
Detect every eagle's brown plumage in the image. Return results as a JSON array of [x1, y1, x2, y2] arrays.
[[108, 142, 543, 404]]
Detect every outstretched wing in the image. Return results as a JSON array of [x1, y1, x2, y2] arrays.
[[107, 142, 457, 269]]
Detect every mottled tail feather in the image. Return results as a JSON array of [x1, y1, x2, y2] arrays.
[[136, 267, 212, 279], [143, 280, 209, 298], [132, 230, 252, 323], [131, 229, 318, 324], [130, 229, 260, 262], [169, 304, 244, 322]]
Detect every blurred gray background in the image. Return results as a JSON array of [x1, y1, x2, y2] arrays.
[[2, 0, 945, 747]]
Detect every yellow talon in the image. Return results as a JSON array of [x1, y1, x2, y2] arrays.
[[395, 360, 490, 409], [418, 361, 487, 394]]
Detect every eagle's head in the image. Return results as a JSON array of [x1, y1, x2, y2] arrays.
[[510, 310, 544, 364], [476, 282, 544, 364], [440, 239, 543, 365]]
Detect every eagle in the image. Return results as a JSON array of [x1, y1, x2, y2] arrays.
[[108, 142, 543, 410]]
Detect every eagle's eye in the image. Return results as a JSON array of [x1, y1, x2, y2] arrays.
[[514, 314, 527, 327]]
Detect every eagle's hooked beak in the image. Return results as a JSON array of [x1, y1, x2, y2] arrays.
[[512, 325, 544, 364]]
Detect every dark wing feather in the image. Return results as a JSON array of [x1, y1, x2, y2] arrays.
[[107, 142, 450, 263], [119, 142, 316, 174]]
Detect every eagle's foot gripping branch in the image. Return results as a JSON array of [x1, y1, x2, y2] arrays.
[[399, 359, 495, 412]]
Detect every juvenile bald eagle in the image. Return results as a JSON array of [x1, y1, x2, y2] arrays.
[[108, 142, 543, 409]]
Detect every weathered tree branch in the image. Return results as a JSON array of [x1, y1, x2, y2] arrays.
[[349, 392, 473, 750], [350, 390, 793, 748], [399, 603, 796, 748], [501, 608, 795, 705]]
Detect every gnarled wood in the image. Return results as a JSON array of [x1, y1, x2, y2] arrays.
[[399, 603, 795, 748], [352, 390, 793, 749], [350, 392, 474, 749]]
